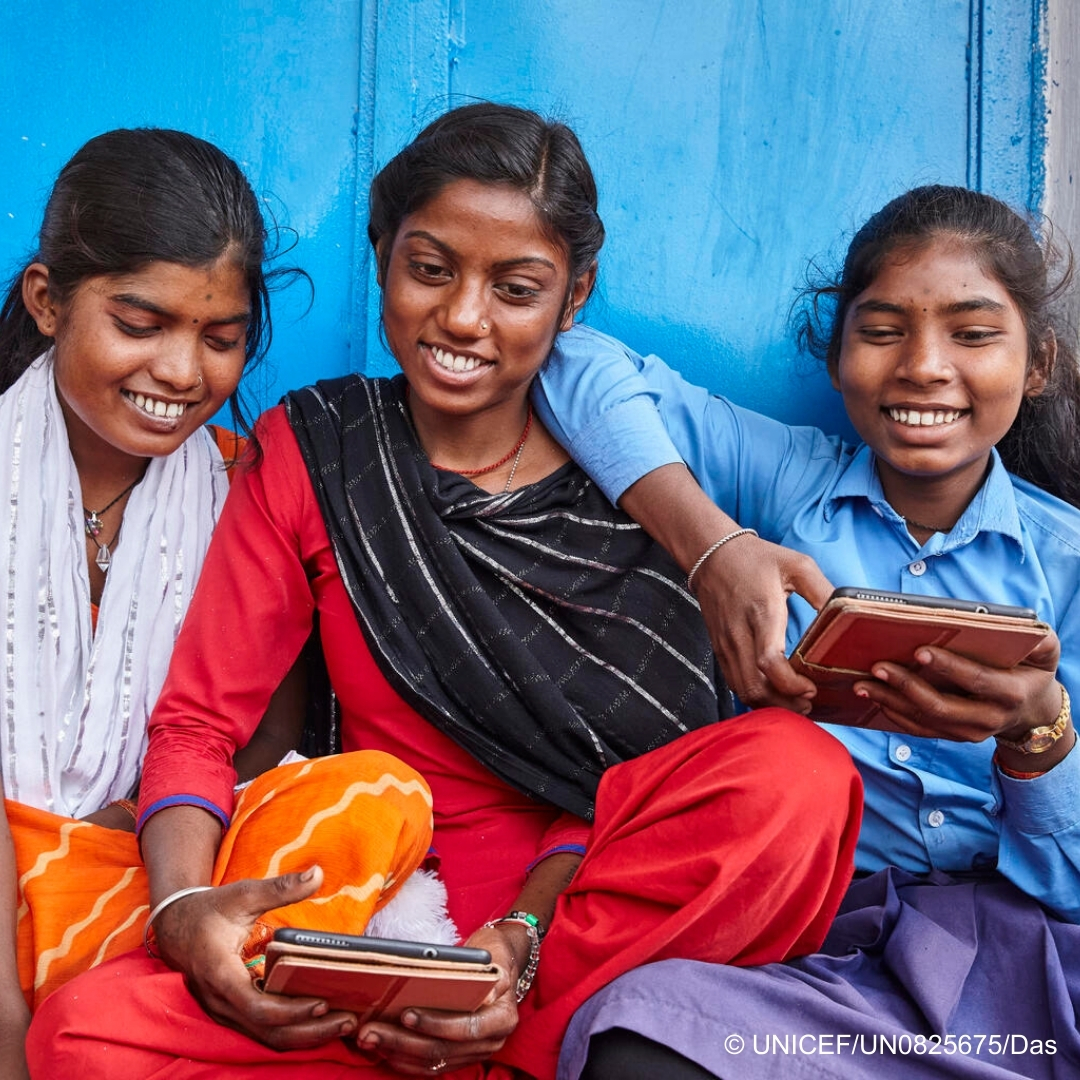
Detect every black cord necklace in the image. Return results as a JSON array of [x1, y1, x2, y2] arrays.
[[84, 478, 140, 572], [902, 515, 952, 534]]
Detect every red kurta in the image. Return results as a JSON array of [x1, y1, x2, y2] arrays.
[[28, 407, 863, 1079]]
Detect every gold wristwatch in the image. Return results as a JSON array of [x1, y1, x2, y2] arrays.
[[995, 685, 1072, 754]]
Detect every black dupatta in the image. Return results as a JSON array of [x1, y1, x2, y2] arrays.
[[286, 375, 728, 820]]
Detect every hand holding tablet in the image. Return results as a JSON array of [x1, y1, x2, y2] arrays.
[[259, 930, 504, 1023], [792, 588, 1050, 727]]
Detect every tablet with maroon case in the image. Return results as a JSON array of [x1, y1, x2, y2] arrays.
[[791, 588, 1050, 727]]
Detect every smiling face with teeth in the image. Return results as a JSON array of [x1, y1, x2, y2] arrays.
[[23, 255, 250, 471], [833, 238, 1048, 523], [378, 179, 594, 465]]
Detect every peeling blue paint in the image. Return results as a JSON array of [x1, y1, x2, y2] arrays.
[[1028, 0, 1050, 211]]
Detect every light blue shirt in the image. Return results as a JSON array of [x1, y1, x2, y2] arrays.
[[535, 323, 1080, 921]]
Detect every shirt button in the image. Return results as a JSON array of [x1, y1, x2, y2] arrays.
[[928, 810, 945, 828], [895, 744, 912, 763], [909, 560, 927, 576]]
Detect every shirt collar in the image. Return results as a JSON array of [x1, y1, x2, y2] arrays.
[[824, 446, 1025, 553]]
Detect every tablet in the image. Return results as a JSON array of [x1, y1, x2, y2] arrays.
[[791, 588, 1050, 726], [260, 930, 503, 1022]]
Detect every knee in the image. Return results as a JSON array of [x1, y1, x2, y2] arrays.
[[728, 708, 861, 824], [677, 709, 861, 826], [596, 712, 861, 849], [740, 707, 855, 773]]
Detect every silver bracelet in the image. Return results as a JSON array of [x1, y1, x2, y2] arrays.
[[483, 912, 543, 1002], [143, 885, 213, 957], [685, 528, 758, 592]]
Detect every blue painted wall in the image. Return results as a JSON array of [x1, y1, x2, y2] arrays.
[[0, 1, 362, 419], [1, 1, 1045, 433]]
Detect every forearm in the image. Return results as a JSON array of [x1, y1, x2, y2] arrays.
[[619, 464, 743, 575], [511, 852, 581, 933], [234, 655, 307, 785], [140, 805, 222, 905], [486, 852, 582, 986], [994, 681, 1074, 776], [0, 801, 21, 983]]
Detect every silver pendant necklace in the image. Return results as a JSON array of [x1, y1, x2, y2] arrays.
[[83, 477, 140, 573], [87, 527, 119, 572]]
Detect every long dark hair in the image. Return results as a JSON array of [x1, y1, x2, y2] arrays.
[[0, 127, 295, 438], [794, 185, 1080, 508], [367, 102, 604, 318]]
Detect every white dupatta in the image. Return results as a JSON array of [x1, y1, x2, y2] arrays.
[[0, 353, 230, 817]]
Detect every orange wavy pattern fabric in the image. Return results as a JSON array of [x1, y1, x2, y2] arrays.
[[11, 750, 432, 1009]]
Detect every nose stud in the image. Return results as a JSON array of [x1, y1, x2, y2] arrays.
[[480, 321, 489, 332]]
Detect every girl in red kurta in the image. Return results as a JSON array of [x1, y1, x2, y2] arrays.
[[28, 103, 862, 1080]]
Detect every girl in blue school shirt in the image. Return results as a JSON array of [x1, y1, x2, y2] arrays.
[[536, 185, 1080, 1080]]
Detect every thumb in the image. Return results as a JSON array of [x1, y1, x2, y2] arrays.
[[787, 555, 834, 612], [1021, 631, 1061, 673], [235, 865, 324, 920]]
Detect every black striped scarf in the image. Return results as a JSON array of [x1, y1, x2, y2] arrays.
[[286, 375, 728, 819]]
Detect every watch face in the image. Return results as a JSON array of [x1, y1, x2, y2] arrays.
[[998, 687, 1070, 756], [1008, 717, 1066, 755], [1021, 730, 1056, 754]]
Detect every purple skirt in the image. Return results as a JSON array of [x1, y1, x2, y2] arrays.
[[559, 868, 1080, 1079]]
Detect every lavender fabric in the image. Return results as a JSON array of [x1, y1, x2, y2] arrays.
[[559, 868, 1080, 1079]]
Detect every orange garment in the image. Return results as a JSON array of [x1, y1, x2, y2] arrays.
[[13, 751, 432, 1009]]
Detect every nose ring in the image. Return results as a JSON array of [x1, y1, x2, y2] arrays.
[[196, 374, 204, 388]]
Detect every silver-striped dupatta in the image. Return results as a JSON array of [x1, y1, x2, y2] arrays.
[[0, 353, 230, 817], [287, 374, 728, 821]]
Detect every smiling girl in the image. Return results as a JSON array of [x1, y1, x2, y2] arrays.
[[0, 128, 315, 1078], [534, 185, 1080, 1079]]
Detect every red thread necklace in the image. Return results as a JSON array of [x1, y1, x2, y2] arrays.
[[409, 385, 534, 479]]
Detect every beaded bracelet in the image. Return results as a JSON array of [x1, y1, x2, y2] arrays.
[[685, 528, 758, 592], [108, 798, 139, 823], [483, 911, 543, 1002]]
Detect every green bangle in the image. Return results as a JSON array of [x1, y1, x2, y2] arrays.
[[504, 910, 545, 939]]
